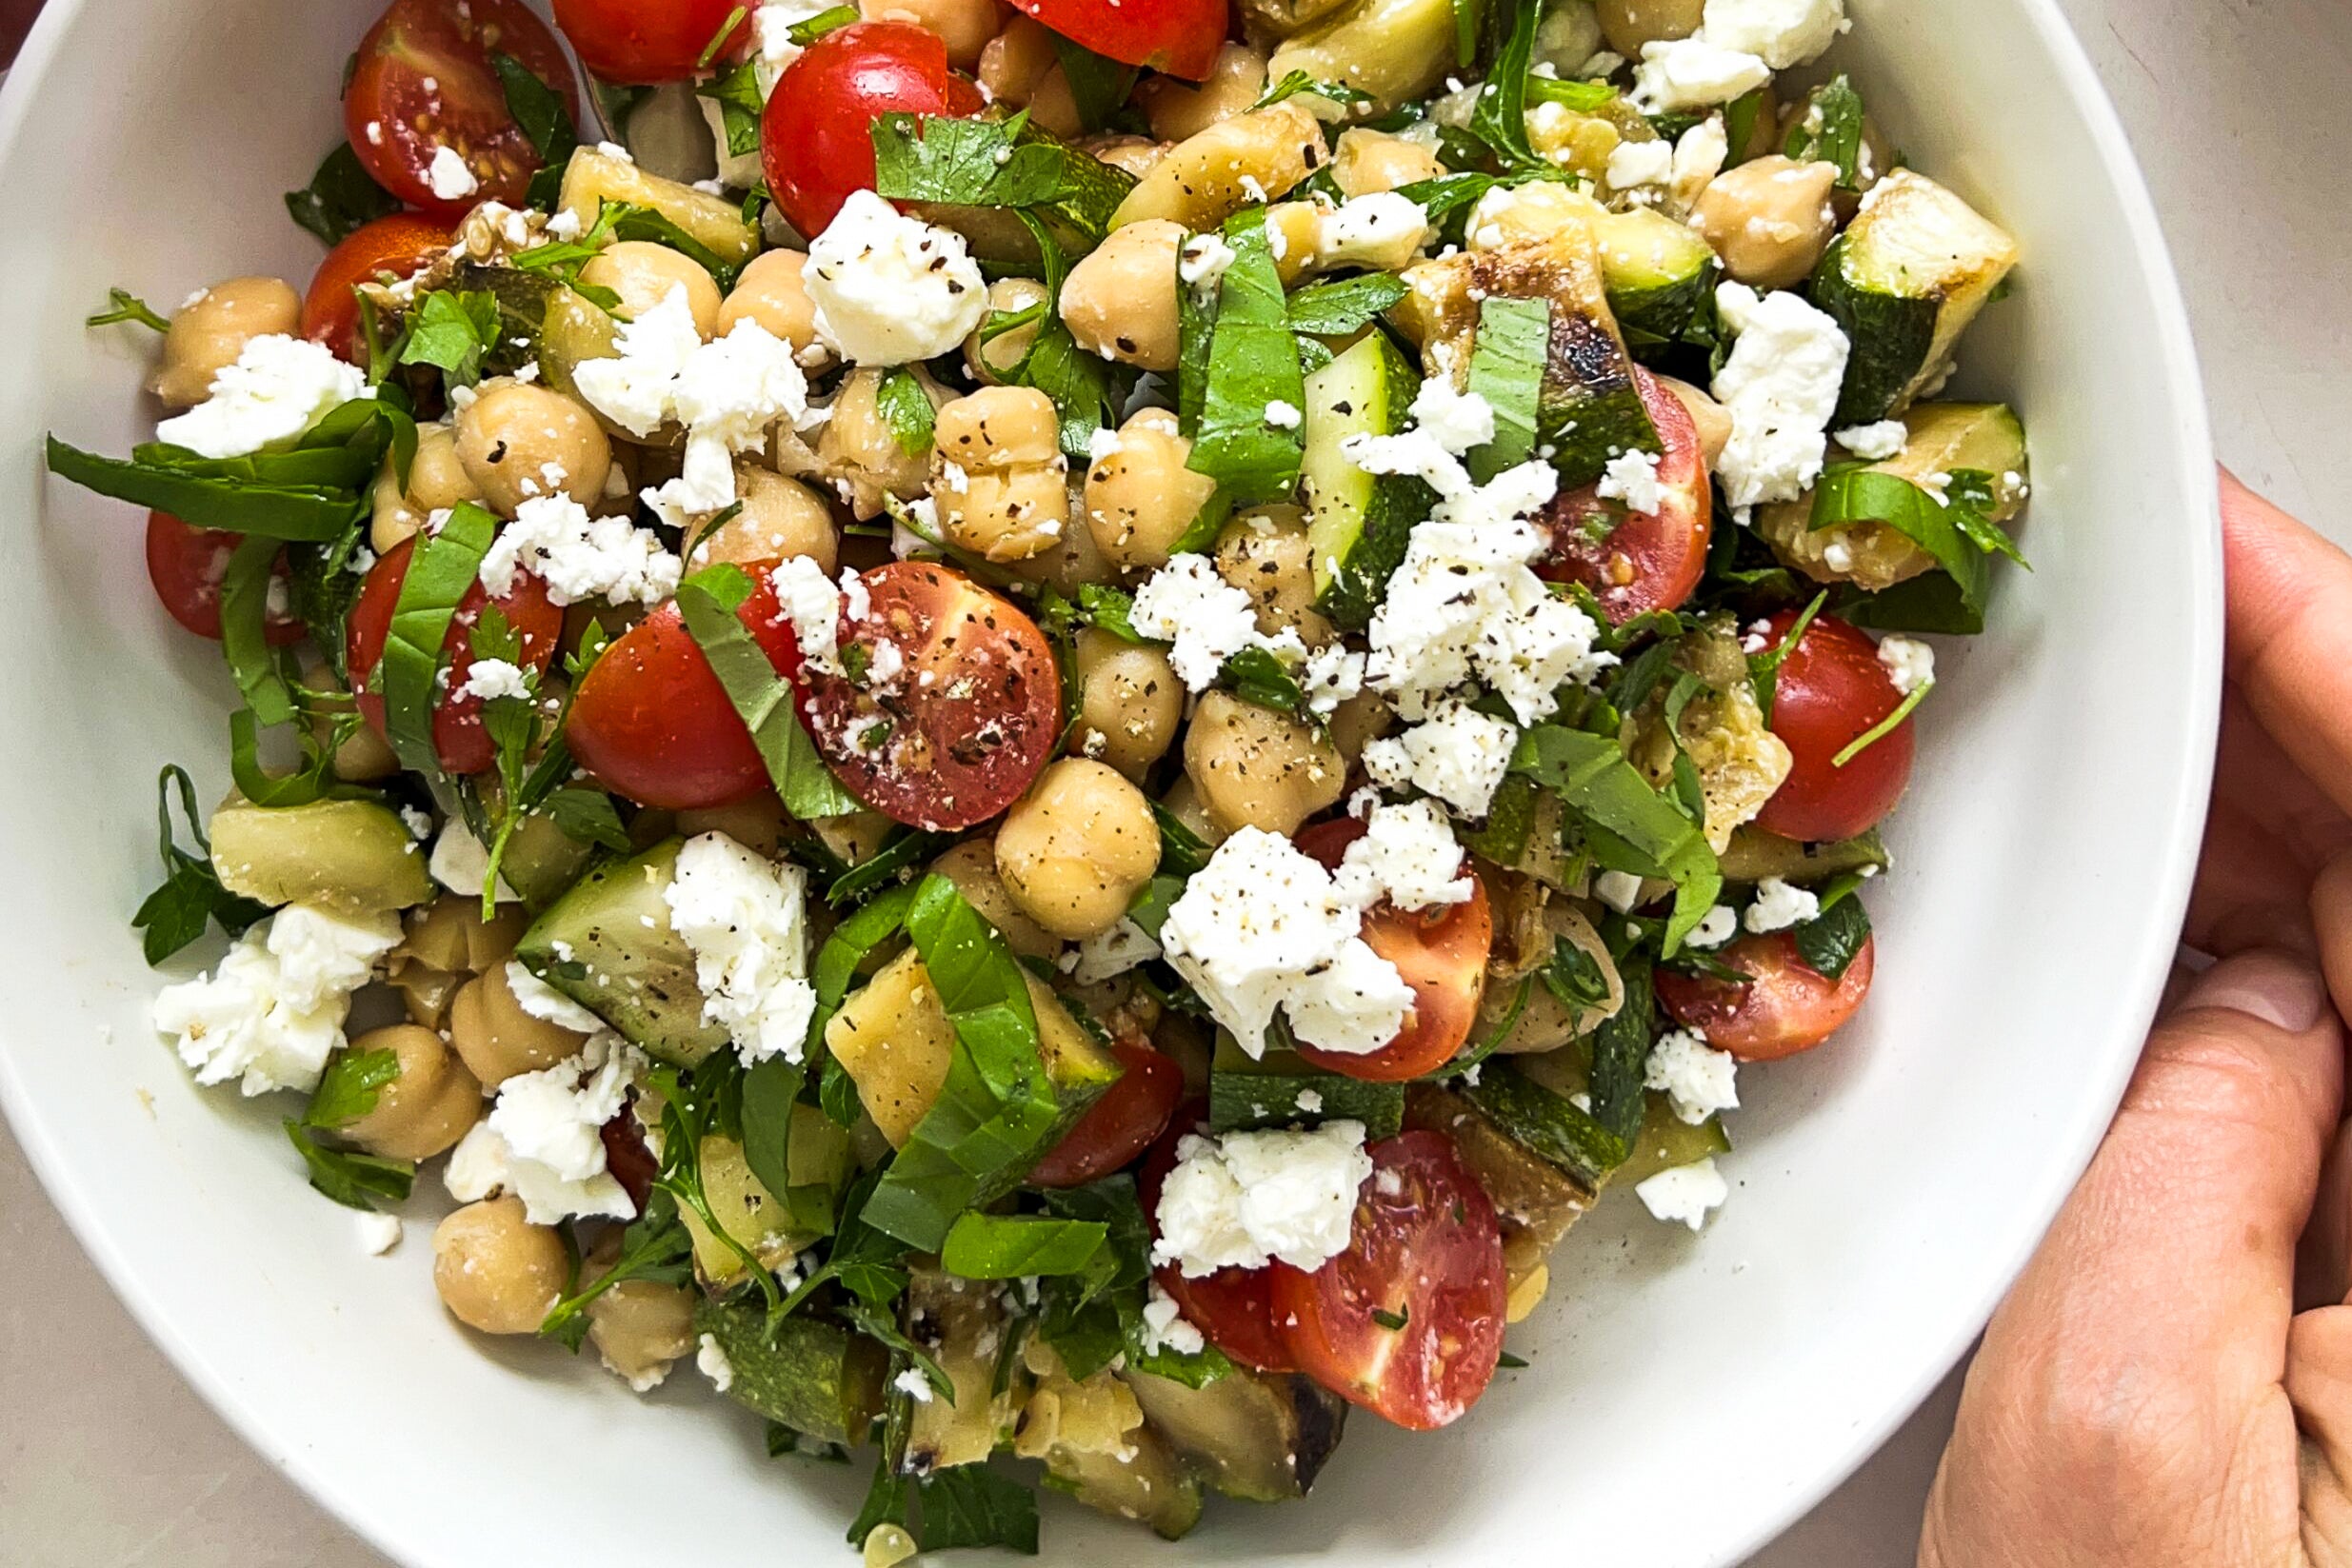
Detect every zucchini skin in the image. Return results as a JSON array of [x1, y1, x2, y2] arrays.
[[1458, 1060, 1627, 1188], [511, 838, 730, 1067], [690, 1298, 887, 1445], [1809, 233, 1940, 427], [1539, 304, 1663, 486], [1610, 257, 1722, 352]]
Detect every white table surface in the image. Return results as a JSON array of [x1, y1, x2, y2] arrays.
[[5, 1, 2347, 1562]]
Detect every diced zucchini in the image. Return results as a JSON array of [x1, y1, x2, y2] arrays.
[[534, 284, 620, 412], [1717, 826, 1889, 886], [1302, 331, 1433, 631], [1108, 101, 1324, 232], [1018, 1346, 1204, 1538], [1457, 1058, 1624, 1189], [1405, 1083, 1593, 1249], [495, 806, 597, 910], [1593, 206, 1722, 348], [679, 1117, 852, 1288], [690, 1296, 887, 1445], [1265, 0, 1456, 117], [1614, 1091, 1731, 1185], [557, 146, 760, 268], [1207, 1037, 1406, 1137], [904, 1269, 1027, 1475], [510, 838, 728, 1066], [1123, 1365, 1348, 1502], [209, 797, 431, 914], [1808, 170, 2020, 425]]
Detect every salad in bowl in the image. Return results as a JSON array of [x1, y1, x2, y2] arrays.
[[49, 0, 2028, 1553]]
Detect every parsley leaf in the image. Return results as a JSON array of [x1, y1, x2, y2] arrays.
[[868, 110, 1134, 242], [303, 1047, 402, 1128], [285, 144, 400, 246], [88, 288, 169, 332], [941, 1213, 1108, 1278], [537, 1188, 695, 1351], [397, 288, 503, 387], [1252, 69, 1374, 113], [875, 367, 938, 455], [131, 765, 271, 965], [915, 1465, 1040, 1554], [283, 1120, 413, 1210], [698, 57, 766, 160]]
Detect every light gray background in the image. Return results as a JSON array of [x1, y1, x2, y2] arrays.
[[4, 0, 2345, 1562]]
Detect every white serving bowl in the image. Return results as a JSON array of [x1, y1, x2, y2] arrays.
[[0, 0, 2215, 1563]]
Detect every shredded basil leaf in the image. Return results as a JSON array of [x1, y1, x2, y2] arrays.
[[1050, 33, 1140, 134], [131, 765, 271, 964], [1783, 74, 1866, 189], [1807, 470, 2020, 621], [1466, 0, 1546, 171], [674, 563, 864, 820], [1792, 889, 1871, 980], [1465, 295, 1549, 481], [285, 144, 400, 246], [1186, 208, 1306, 508], [488, 50, 580, 211], [1512, 724, 1720, 954], [941, 1213, 1108, 1279], [789, 4, 859, 43], [1285, 272, 1409, 337], [283, 1120, 413, 1210], [379, 503, 498, 774], [1832, 678, 1931, 766]]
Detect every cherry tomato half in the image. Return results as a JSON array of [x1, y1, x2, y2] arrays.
[[1009, 0, 1226, 80], [601, 1102, 658, 1214], [345, 0, 577, 218], [1654, 930, 1875, 1060], [144, 511, 304, 645], [346, 533, 563, 776], [567, 565, 807, 811], [551, 0, 750, 84], [1292, 819, 1493, 1082], [802, 561, 1062, 832], [1141, 1103, 1297, 1374], [1750, 609, 1915, 843], [301, 213, 455, 365], [1537, 368, 1712, 624], [761, 22, 986, 238], [1027, 1042, 1185, 1188], [1270, 1129, 1507, 1430]]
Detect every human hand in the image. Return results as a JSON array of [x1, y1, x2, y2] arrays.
[[1918, 473, 2352, 1566]]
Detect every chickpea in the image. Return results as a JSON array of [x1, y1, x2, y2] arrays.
[[1595, 0, 1703, 57], [861, 0, 1004, 69], [1331, 129, 1444, 197], [1214, 506, 1332, 646], [1160, 775, 1228, 847], [454, 382, 613, 515], [1027, 67, 1084, 140], [1083, 135, 1166, 182], [578, 240, 722, 338], [1325, 686, 1394, 766], [1107, 101, 1325, 231], [994, 760, 1161, 941], [676, 791, 792, 856], [297, 655, 399, 783], [966, 276, 1048, 386], [370, 421, 482, 552], [1658, 374, 1732, 468], [1137, 42, 1266, 144], [688, 465, 839, 573], [338, 1023, 484, 1161], [1059, 220, 1184, 370], [790, 367, 941, 520], [1084, 408, 1219, 570], [1071, 628, 1183, 779], [1183, 691, 1345, 835], [978, 15, 1058, 107], [431, 1196, 569, 1335], [448, 959, 591, 1087], [1004, 494, 1120, 593], [716, 249, 824, 360], [1692, 155, 1841, 290], [388, 894, 529, 1027], [931, 839, 1060, 959], [931, 387, 1070, 563], [587, 1276, 699, 1391], [148, 276, 301, 407]]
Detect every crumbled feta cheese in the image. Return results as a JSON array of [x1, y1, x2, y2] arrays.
[[1178, 232, 1237, 303], [1334, 800, 1472, 912], [1299, 641, 1365, 718], [356, 1212, 403, 1255], [1644, 1028, 1740, 1124], [1359, 701, 1519, 818], [1129, 554, 1263, 691], [478, 493, 682, 606], [570, 286, 704, 438], [1743, 875, 1820, 932], [805, 190, 989, 366], [1701, 0, 1844, 69], [1159, 828, 1412, 1057], [1138, 1282, 1206, 1356], [429, 822, 520, 903], [1593, 869, 1646, 913], [459, 658, 531, 704], [1686, 903, 1738, 949], [1597, 447, 1664, 516], [1264, 399, 1303, 429], [595, 141, 634, 163], [151, 904, 401, 1096], [1637, 1157, 1730, 1229], [1313, 191, 1430, 270], [698, 1333, 736, 1393], [425, 144, 480, 201], [768, 553, 848, 675], [1630, 36, 1771, 113], [448, 1034, 641, 1223], [663, 832, 818, 1066], [1710, 282, 1850, 512], [893, 1366, 935, 1403], [1669, 116, 1731, 211], [505, 960, 606, 1034], [1151, 1121, 1374, 1276], [1069, 918, 1162, 984], [1877, 633, 1935, 695], [750, 0, 835, 83], [1295, 1088, 1325, 1114], [154, 333, 368, 459], [1834, 420, 1909, 461], [399, 805, 431, 841], [1086, 425, 1125, 464], [1605, 139, 1675, 189], [1405, 377, 1496, 456], [648, 319, 812, 529]]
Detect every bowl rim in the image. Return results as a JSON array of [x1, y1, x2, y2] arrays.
[[0, 0, 2221, 1561]]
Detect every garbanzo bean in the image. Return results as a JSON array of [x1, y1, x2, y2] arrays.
[[587, 1276, 700, 1390], [977, 15, 1057, 107], [1184, 691, 1345, 835], [338, 1023, 484, 1161], [149, 276, 301, 407], [1027, 66, 1083, 139], [676, 791, 793, 856], [994, 759, 1161, 941], [931, 839, 1060, 959], [787, 366, 942, 519], [1596, 0, 1702, 56], [448, 959, 591, 1087], [431, 1197, 569, 1335], [1107, 101, 1324, 231], [388, 894, 529, 1027], [1214, 506, 1333, 646], [716, 249, 823, 359], [1083, 408, 1219, 570], [579, 240, 722, 338], [369, 421, 482, 552], [1071, 628, 1183, 779], [966, 276, 1047, 385], [454, 381, 613, 515], [1059, 220, 1184, 370], [1083, 134, 1166, 181], [931, 386, 1070, 563], [688, 464, 839, 573], [861, 0, 1004, 69], [1137, 42, 1267, 144], [1331, 128, 1445, 197], [1691, 155, 1841, 290], [1658, 374, 1733, 467]]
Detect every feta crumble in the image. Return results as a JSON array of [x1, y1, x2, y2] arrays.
[[447, 1034, 641, 1223], [154, 333, 368, 460], [1313, 191, 1430, 271], [1877, 633, 1935, 695], [698, 1333, 736, 1393], [1834, 420, 1909, 461], [459, 658, 531, 703], [1701, 0, 1844, 69], [1637, 1158, 1730, 1229], [151, 904, 401, 1096], [429, 822, 519, 903], [1605, 139, 1675, 189], [1138, 1282, 1206, 1357], [478, 493, 682, 607], [662, 832, 819, 1066], [1264, 398, 1303, 429], [1068, 917, 1162, 984], [1743, 875, 1820, 933], [805, 190, 989, 366], [892, 1366, 935, 1404], [1128, 554, 1263, 691], [1685, 903, 1738, 949], [1334, 799, 1472, 912], [425, 144, 480, 201], [1710, 282, 1850, 512], [1593, 869, 1646, 913], [1644, 1029, 1741, 1124], [1359, 701, 1520, 818], [356, 1212, 404, 1255], [1596, 447, 1664, 516], [1630, 37, 1771, 113], [505, 960, 606, 1035], [769, 554, 849, 675], [1151, 1121, 1374, 1276], [1178, 232, 1237, 303]]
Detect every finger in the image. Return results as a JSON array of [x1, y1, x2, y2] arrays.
[[2297, 854, 2352, 1307], [2186, 789, 2321, 959], [2222, 468, 2352, 820]]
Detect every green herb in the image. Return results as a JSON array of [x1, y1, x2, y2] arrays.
[[1783, 75, 1866, 189], [847, 1387, 914, 1545], [378, 503, 498, 774], [1050, 33, 1141, 134], [87, 288, 169, 332], [942, 1213, 1108, 1278], [1511, 724, 1721, 954], [46, 434, 370, 544], [1585, 949, 1650, 1143], [1525, 74, 1615, 111], [1285, 272, 1409, 336], [1219, 644, 1307, 716], [979, 214, 1126, 461], [914, 1466, 1041, 1555], [828, 830, 949, 906], [285, 143, 400, 246], [543, 785, 630, 849], [226, 708, 338, 809], [1370, 1304, 1409, 1331], [788, 4, 859, 43], [696, 4, 749, 69], [1723, 88, 1768, 167], [868, 109, 1134, 242], [1151, 802, 1211, 878], [489, 50, 580, 211], [698, 57, 767, 160], [304, 1047, 401, 1128], [875, 367, 938, 455], [819, 1052, 863, 1126], [218, 534, 296, 727], [1124, 872, 1186, 943], [674, 564, 863, 820], [131, 765, 271, 964], [1793, 889, 1871, 981], [1251, 69, 1373, 112], [1465, 295, 1549, 482], [1186, 208, 1306, 508], [1748, 589, 1826, 726], [1497, 1349, 1529, 1369], [1434, 974, 1531, 1082], [1541, 935, 1611, 1010], [397, 288, 503, 387], [1466, 0, 1545, 171], [539, 1189, 695, 1351], [1807, 469, 2023, 625], [283, 1120, 413, 1210]]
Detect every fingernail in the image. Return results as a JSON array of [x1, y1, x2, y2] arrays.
[[2181, 950, 2328, 1033]]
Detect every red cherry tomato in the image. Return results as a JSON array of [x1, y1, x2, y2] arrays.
[[1654, 930, 1875, 1061], [144, 511, 304, 645], [551, 0, 750, 83], [1270, 1129, 1507, 1430], [1027, 1042, 1185, 1188], [1750, 609, 1915, 843], [1140, 1104, 1297, 1374], [345, 533, 563, 776], [802, 562, 1062, 832], [300, 213, 456, 365], [1009, 0, 1226, 79], [344, 0, 577, 218], [1537, 368, 1712, 623], [760, 23, 986, 237], [601, 1102, 658, 1213], [1291, 819, 1493, 1082], [566, 566, 807, 811]]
